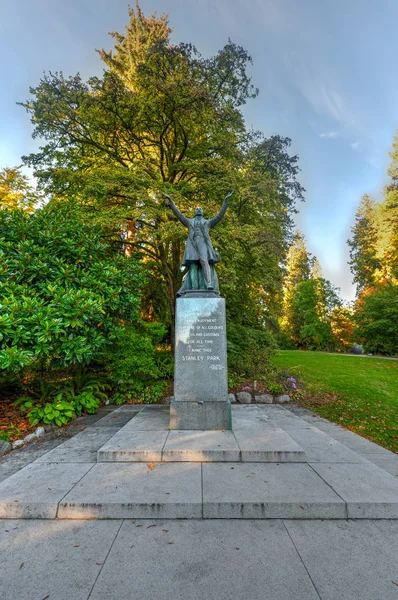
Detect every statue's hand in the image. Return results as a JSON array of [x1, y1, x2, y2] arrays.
[[225, 191, 234, 201]]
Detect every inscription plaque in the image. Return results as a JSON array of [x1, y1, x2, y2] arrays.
[[170, 296, 231, 430]]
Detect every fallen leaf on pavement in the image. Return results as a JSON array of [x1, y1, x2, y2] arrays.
[[80, 426, 86, 431], [146, 463, 155, 470], [19, 562, 24, 569], [146, 524, 157, 528]]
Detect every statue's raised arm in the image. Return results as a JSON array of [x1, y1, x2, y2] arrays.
[[208, 191, 233, 228], [163, 193, 190, 227]]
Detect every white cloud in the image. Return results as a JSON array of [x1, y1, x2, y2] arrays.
[[351, 141, 360, 150], [320, 131, 339, 138]]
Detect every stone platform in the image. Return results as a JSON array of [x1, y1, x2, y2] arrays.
[[0, 404, 397, 520], [97, 405, 305, 462]]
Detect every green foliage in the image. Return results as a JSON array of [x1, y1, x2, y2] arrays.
[[227, 372, 245, 389], [348, 195, 380, 293], [52, 369, 111, 402], [19, 5, 303, 348], [293, 279, 339, 351], [280, 232, 342, 351], [0, 166, 41, 212], [0, 200, 144, 377], [18, 395, 76, 427], [73, 392, 101, 415], [0, 424, 22, 443], [106, 322, 169, 404], [354, 283, 398, 355], [227, 321, 277, 378], [16, 390, 101, 427], [267, 382, 284, 395]]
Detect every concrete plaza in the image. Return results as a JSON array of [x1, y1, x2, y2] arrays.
[[0, 404, 397, 599]]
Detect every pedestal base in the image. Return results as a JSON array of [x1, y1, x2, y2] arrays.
[[170, 400, 232, 430]]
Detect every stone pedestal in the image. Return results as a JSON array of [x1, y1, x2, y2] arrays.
[[170, 295, 231, 430]]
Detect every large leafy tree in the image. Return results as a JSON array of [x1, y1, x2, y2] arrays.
[[20, 3, 303, 344], [0, 166, 40, 212]]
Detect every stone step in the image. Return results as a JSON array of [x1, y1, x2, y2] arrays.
[[97, 405, 306, 463], [1, 460, 398, 520]]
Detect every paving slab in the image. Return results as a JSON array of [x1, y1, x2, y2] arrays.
[[0, 462, 93, 519], [203, 462, 346, 519], [89, 519, 320, 600], [90, 409, 139, 427], [0, 439, 67, 484], [162, 430, 240, 461], [36, 427, 118, 463], [310, 462, 398, 518], [0, 519, 122, 600], [125, 405, 170, 430], [233, 420, 305, 462], [98, 429, 169, 462], [285, 427, 369, 463], [284, 519, 398, 600], [58, 462, 202, 519], [364, 455, 398, 478]]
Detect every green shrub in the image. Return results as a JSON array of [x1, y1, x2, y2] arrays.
[[0, 201, 144, 376], [227, 322, 277, 378], [106, 322, 169, 405], [17, 395, 76, 427], [16, 389, 101, 427]]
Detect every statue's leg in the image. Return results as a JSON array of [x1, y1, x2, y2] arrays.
[[210, 264, 219, 293], [199, 258, 212, 288], [190, 263, 199, 289]]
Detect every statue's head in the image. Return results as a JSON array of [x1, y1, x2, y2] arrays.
[[194, 206, 203, 217]]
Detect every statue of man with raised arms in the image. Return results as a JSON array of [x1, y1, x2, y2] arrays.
[[163, 191, 233, 295]]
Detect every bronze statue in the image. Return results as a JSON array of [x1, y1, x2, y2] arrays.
[[164, 192, 233, 296]]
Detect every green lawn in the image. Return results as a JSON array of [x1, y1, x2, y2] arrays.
[[272, 350, 398, 453]]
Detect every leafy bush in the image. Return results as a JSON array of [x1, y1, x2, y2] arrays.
[[16, 390, 100, 426], [106, 322, 169, 404], [0, 200, 144, 376], [227, 322, 277, 378], [17, 395, 76, 427], [267, 382, 284, 395]]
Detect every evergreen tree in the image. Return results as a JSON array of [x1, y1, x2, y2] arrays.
[[348, 194, 380, 294], [280, 230, 311, 343]]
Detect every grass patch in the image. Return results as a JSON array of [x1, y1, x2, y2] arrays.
[[272, 350, 398, 453]]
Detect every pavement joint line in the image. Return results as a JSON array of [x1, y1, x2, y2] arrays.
[[232, 430, 243, 461], [87, 518, 124, 600], [282, 519, 323, 600], [307, 462, 348, 518], [201, 463, 204, 519], [160, 429, 171, 462], [55, 462, 97, 519]]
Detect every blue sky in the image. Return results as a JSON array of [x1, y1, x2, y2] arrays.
[[1, 0, 398, 301]]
